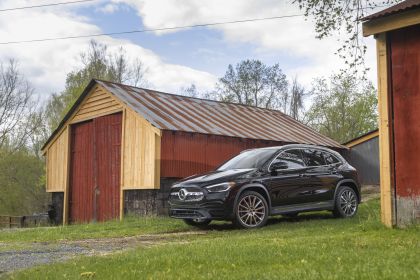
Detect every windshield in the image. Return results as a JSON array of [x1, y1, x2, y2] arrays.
[[217, 148, 278, 171]]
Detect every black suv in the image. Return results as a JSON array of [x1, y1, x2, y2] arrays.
[[169, 144, 360, 229]]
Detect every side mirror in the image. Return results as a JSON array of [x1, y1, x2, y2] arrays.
[[270, 161, 288, 172]]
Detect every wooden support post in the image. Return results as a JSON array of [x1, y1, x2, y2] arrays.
[[120, 109, 126, 221], [376, 33, 395, 227]]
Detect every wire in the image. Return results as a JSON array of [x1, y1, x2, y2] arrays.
[[0, 14, 304, 45], [0, 3, 393, 45], [0, 0, 96, 12]]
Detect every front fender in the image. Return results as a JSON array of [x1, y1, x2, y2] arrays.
[[233, 183, 272, 211], [334, 179, 361, 202]]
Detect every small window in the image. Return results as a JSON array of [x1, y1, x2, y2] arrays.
[[301, 149, 326, 166], [322, 152, 340, 165], [271, 149, 305, 169]]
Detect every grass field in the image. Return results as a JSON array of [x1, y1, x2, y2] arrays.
[[5, 199, 420, 279]]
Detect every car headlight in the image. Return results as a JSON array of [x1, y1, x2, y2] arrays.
[[205, 182, 235, 193]]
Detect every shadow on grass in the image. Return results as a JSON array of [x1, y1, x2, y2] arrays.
[[199, 211, 335, 231]]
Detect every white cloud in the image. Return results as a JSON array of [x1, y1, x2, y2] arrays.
[[0, 0, 217, 101], [119, 0, 378, 86], [97, 3, 120, 14], [0, 0, 379, 103]]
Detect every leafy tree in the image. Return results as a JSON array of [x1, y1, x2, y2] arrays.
[[293, 0, 401, 74], [0, 148, 48, 215], [306, 74, 377, 143], [45, 40, 147, 132], [217, 59, 288, 110]]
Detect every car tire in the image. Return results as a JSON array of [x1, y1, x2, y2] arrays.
[[234, 191, 269, 229], [183, 219, 211, 228], [333, 186, 359, 218]]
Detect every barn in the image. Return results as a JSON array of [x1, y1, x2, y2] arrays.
[[42, 79, 343, 224], [343, 129, 379, 186], [363, 0, 420, 227]]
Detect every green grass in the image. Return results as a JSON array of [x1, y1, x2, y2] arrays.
[[0, 216, 191, 243], [8, 199, 420, 279]]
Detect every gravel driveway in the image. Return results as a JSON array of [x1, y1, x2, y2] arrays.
[[0, 231, 203, 277]]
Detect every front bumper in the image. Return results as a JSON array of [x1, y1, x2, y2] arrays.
[[169, 204, 227, 220], [169, 190, 234, 220]]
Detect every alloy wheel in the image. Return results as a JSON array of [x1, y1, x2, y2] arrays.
[[339, 189, 357, 216], [237, 194, 266, 227]]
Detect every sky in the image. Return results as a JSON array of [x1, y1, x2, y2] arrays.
[[0, 0, 380, 101]]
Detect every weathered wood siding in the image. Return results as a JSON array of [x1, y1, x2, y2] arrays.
[[71, 86, 123, 123], [160, 130, 285, 178], [122, 108, 161, 189], [376, 33, 395, 227], [389, 25, 420, 225], [46, 127, 69, 192]]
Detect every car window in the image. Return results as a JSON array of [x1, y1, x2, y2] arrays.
[[217, 148, 278, 170], [322, 151, 340, 165], [301, 149, 326, 166], [271, 149, 305, 169]]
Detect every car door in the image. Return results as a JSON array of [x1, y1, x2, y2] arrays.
[[321, 151, 344, 200], [267, 149, 308, 207], [300, 148, 335, 203]]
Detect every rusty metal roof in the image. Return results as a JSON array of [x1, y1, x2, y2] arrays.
[[96, 80, 343, 149], [362, 0, 420, 21]]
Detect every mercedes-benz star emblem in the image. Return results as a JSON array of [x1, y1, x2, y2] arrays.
[[178, 188, 187, 200]]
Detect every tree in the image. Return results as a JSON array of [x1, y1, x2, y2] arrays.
[[293, 0, 401, 75], [288, 77, 306, 121], [0, 147, 48, 215], [306, 74, 377, 143], [45, 40, 147, 132], [217, 60, 288, 109], [0, 59, 39, 151], [179, 84, 199, 98]]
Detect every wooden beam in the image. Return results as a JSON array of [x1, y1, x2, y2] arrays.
[[119, 108, 126, 221], [363, 9, 420, 36], [63, 125, 71, 225], [376, 34, 395, 227], [345, 130, 379, 148], [154, 133, 161, 188]]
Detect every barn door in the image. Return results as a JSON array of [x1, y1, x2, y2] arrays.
[[69, 120, 95, 223], [95, 113, 122, 221], [69, 113, 122, 223]]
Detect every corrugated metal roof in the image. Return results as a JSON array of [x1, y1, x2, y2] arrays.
[[362, 0, 420, 21], [96, 80, 343, 149]]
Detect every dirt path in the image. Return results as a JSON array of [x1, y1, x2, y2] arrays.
[[0, 231, 204, 276]]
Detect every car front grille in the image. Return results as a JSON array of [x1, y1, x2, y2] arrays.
[[170, 209, 203, 218], [170, 189, 204, 202]]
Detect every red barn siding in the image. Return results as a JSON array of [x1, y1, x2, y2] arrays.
[[390, 25, 420, 198], [160, 130, 284, 178], [95, 113, 122, 221], [69, 120, 95, 223], [69, 113, 122, 223]]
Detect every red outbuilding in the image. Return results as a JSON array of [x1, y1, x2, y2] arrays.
[[42, 79, 343, 224], [363, 0, 420, 227]]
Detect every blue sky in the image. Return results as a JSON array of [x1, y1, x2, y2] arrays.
[[82, 2, 304, 78], [0, 0, 379, 97]]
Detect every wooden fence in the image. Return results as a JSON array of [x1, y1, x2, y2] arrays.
[[0, 214, 50, 228]]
